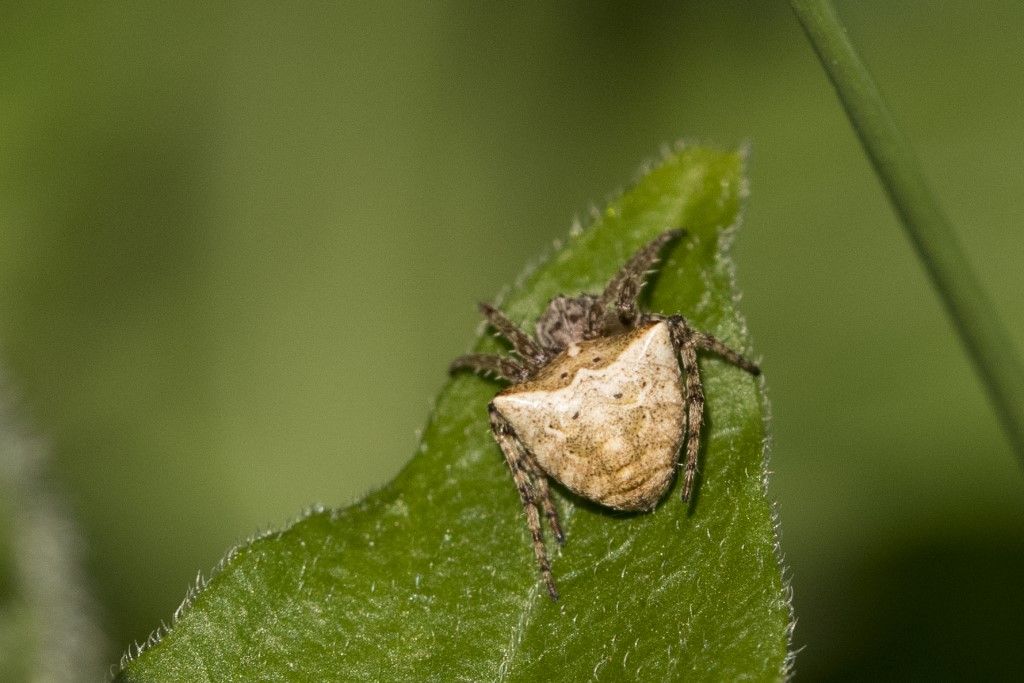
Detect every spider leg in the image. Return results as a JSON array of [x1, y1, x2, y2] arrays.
[[449, 353, 528, 383], [489, 404, 560, 600], [521, 451, 565, 545], [594, 229, 684, 332], [479, 303, 548, 369], [664, 317, 705, 503], [656, 314, 760, 501], [694, 332, 761, 375]]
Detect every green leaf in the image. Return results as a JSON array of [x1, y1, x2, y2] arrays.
[[117, 144, 791, 681]]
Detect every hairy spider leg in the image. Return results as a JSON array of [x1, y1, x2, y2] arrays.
[[694, 332, 761, 376], [594, 229, 684, 332], [520, 452, 565, 545], [668, 317, 706, 504], [478, 303, 548, 370], [648, 314, 760, 502], [449, 353, 528, 383], [489, 405, 561, 600]]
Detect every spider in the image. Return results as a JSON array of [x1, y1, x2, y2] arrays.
[[450, 229, 760, 599]]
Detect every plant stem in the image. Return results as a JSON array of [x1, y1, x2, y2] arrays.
[[791, 0, 1024, 462]]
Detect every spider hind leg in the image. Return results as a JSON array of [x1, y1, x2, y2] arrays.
[[488, 404, 562, 600], [658, 314, 760, 502]]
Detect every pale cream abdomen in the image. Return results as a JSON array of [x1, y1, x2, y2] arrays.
[[492, 321, 685, 511]]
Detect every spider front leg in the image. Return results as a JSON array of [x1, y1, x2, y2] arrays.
[[593, 229, 683, 332], [488, 405, 562, 600], [660, 315, 760, 502], [478, 303, 549, 370], [693, 331, 761, 376], [449, 353, 528, 383]]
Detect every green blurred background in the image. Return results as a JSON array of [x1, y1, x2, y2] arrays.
[[1, 1, 1022, 679]]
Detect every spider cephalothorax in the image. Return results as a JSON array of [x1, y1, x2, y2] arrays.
[[450, 230, 760, 599]]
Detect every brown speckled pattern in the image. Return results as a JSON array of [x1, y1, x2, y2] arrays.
[[492, 322, 684, 511]]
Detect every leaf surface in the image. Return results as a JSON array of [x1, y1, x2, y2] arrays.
[[118, 145, 791, 681]]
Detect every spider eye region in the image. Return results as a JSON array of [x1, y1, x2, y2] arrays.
[[491, 321, 685, 511]]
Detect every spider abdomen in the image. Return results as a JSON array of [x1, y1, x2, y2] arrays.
[[491, 321, 686, 511]]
